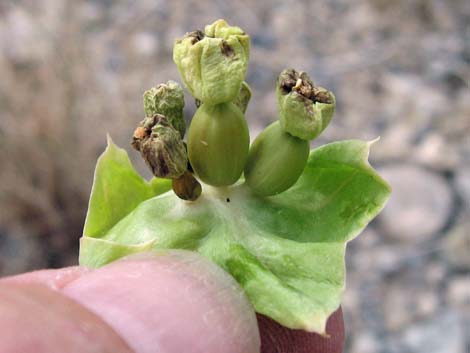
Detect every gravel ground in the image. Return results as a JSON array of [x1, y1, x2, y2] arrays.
[[0, 1, 469, 352]]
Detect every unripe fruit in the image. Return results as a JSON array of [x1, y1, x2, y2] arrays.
[[244, 121, 309, 196], [188, 102, 249, 186]]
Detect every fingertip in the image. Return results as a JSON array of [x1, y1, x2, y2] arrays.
[[0, 283, 132, 353], [0, 266, 91, 290], [62, 251, 261, 353]]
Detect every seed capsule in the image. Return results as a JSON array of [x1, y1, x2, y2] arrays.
[[173, 19, 250, 105], [277, 68, 335, 141], [172, 171, 202, 201], [244, 121, 309, 196], [187, 102, 249, 186], [143, 80, 186, 138]]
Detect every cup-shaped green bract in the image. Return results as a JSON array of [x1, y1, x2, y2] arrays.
[[276, 68, 335, 141], [244, 121, 309, 196], [132, 114, 188, 179], [173, 19, 250, 105], [187, 102, 249, 186], [143, 80, 186, 138]]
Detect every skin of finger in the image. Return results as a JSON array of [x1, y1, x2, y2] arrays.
[[257, 307, 345, 353], [0, 266, 90, 290], [62, 251, 261, 353], [0, 256, 344, 353], [0, 283, 132, 353]]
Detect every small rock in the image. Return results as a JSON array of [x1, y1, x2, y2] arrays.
[[132, 32, 159, 56], [350, 243, 405, 275], [414, 133, 460, 170], [378, 165, 453, 242], [401, 311, 466, 353], [383, 263, 442, 332], [455, 167, 470, 208], [447, 276, 470, 311], [372, 123, 415, 160], [350, 332, 380, 353], [444, 222, 470, 270], [425, 261, 447, 284]]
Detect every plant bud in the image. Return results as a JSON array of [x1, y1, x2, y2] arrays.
[[143, 80, 186, 138], [187, 102, 249, 186], [132, 114, 187, 179], [173, 19, 250, 105], [277, 68, 335, 141], [244, 121, 309, 196]]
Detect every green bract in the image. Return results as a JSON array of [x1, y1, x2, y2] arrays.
[[173, 19, 250, 105], [187, 102, 249, 186], [277, 68, 335, 141], [143, 80, 186, 138], [244, 121, 309, 196], [195, 80, 252, 113], [80, 137, 391, 333], [232, 81, 252, 114]]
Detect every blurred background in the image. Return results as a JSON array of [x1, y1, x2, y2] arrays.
[[0, 0, 468, 352]]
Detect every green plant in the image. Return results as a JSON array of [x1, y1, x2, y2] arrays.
[[79, 19, 391, 334]]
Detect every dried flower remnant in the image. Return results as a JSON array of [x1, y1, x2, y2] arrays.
[[132, 114, 187, 179], [277, 68, 335, 141]]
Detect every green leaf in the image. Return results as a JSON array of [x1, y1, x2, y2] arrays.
[[80, 139, 390, 333], [79, 236, 157, 268], [83, 135, 171, 238]]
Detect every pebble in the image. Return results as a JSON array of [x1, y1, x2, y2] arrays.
[[455, 167, 470, 207], [377, 165, 453, 242], [446, 276, 470, 311], [413, 133, 460, 170], [350, 332, 380, 353], [400, 311, 466, 353], [444, 222, 470, 270]]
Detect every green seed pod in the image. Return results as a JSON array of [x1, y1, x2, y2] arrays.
[[195, 81, 252, 113], [173, 19, 250, 105], [132, 114, 188, 179], [143, 80, 186, 138], [276, 68, 335, 141], [187, 102, 249, 186], [244, 121, 309, 196]]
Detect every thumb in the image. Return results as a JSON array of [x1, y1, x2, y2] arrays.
[[62, 251, 260, 353]]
